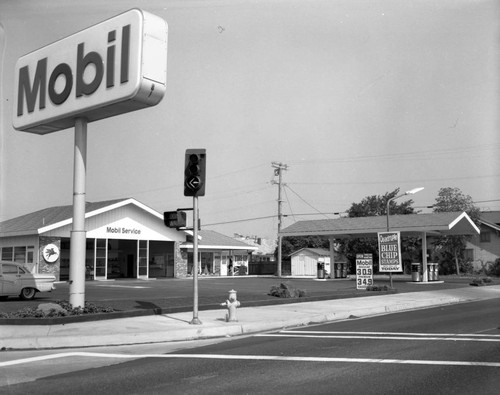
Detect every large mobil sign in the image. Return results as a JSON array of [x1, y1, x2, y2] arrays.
[[13, 9, 168, 134]]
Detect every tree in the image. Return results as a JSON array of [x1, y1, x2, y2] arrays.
[[433, 187, 480, 221], [340, 188, 417, 272], [432, 187, 480, 275], [348, 189, 416, 217]]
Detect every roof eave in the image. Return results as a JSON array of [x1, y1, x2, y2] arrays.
[[0, 230, 40, 238], [37, 198, 164, 233]]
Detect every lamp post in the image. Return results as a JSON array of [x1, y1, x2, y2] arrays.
[[385, 187, 424, 288]]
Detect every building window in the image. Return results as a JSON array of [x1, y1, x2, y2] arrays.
[[464, 249, 474, 261], [480, 231, 491, 243], [2, 246, 35, 264], [14, 246, 26, 263], [27, 246, 34, 263], [1, 247, 13, 261]]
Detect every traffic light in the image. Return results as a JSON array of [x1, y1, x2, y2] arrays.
[[164, 210, 187, 229], [184, 149, 206, 197]]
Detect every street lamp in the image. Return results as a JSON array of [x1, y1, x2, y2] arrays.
[[385, 187, 424, 288]]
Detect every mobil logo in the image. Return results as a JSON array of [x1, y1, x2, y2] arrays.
[[13, 9, 168, 135]]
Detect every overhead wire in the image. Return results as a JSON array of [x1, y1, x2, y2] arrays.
[[284, 184, 332, 220], [282, 183, 296, 222]]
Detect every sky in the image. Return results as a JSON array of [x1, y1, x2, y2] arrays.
[[1, 0, 499, 240]]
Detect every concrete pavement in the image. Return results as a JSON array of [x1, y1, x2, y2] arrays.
[[2, 284, 500, 350]]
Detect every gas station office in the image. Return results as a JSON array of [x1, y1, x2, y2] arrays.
[[0, 198, 257, 281]]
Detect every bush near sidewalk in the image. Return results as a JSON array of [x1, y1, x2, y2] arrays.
[[0, 301, 116, 319], [268, 282, 307, 298], [469, 277, 494, 287]]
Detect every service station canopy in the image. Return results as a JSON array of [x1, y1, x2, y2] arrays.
[[279, 212, 480, 239]]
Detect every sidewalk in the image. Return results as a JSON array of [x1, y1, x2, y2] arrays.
[[2, 285, 500, 350]]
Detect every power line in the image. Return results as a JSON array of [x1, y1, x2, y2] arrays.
[[415, 199, 500, 209], [282, 183, 296, 222], [204, 215, 276, 226], [284, 184, 332, 220], [288, 173, 500, 186], [283, 212, 347, 217], [287, 143, 500, 166]]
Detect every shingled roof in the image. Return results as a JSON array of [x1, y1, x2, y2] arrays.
[[0, 198, 159, 237], [280, 212, 480, 238], [182, 230, 258, 251]]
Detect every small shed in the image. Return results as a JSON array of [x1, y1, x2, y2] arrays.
[[289, 248, 347, 276]]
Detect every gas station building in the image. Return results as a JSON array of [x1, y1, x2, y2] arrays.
[[0, 198, 256, 281], [280, 211, 480, 282]]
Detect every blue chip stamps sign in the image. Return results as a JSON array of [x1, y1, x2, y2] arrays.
[[13, 9, 168, 134], [378, 231, 403, 272], [356, 253, 373, 290]]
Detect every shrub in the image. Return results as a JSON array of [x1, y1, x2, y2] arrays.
[[366, 285, 390, 292], [268, 282, 307, 298], [0, 300, 116, 319], [236, 265, 248, 275], [487, 258, 500, 277], [470, 277, 494, 286]]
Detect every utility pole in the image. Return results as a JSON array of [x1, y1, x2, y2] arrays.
[[271, 162, 287, 277]]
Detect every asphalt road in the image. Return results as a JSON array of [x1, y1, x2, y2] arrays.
[[0, 275, 478, 316], [1, 298, 499, 394]]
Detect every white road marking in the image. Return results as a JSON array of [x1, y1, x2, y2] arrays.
[[254, 330, 500, 342], [280, 330, 500, 338], [1, 351, 499, 368], [95, 285, 150, 289]]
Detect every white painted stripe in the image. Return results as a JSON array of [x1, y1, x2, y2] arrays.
[[255, 333, 500, 342], [280, 330, 500, 338], [95, 285, 149, 289], [1, 352, 499, 368]]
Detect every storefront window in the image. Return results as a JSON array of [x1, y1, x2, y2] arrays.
[[149, 241, 174, 277], [138, 240, 148, 276], [186, 252, 211, 275], [95, 239, 107, 277], [187, 252, 194, 274], [200, 252, 213, 274]]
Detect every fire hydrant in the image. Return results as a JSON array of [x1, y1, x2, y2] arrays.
[[220, 289, 240, 322]]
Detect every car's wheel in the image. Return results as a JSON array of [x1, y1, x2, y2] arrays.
[[20, 287, 37, 300]]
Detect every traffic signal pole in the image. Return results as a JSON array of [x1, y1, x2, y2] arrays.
[[190, 195, 202, 325], [183, 149, 205, 325]]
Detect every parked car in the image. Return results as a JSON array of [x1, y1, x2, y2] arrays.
[[0, 261, 56, 300]]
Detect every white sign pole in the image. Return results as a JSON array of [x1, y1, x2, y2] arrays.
[[69, 117, 87, 308]]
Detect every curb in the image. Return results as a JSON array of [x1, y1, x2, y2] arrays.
[[3, 286, 500, 350]]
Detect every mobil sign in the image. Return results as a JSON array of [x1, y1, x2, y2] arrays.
[[13, 9, 168, 135]]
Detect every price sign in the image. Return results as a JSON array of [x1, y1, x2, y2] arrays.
[[356, 253, 373, 290]]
